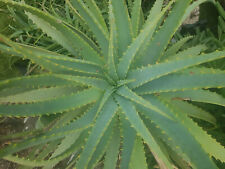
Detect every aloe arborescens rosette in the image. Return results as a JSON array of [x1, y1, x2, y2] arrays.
[[0, 0, 225, 169]]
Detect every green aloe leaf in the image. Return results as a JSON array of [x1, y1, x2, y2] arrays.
[[107, 0, 118, 80], [87, 117, 115, 169], [55, 74, 109, 90], [104, 122, 120, 169], [115, 95, 174, 169], [68, 0, 109, 57], [137, 0, 192, 65], [0, 87, 102, 116], [168, 100, 216, 125], [130, 136, 148, 169], [75, 97, 118, 169], [0, 0, 224, 168], [111, 0, 132, 56], [0, 74, 75, 91], [0, 0, 103, 64], [119, 114, 136, 169], [164, 97, 225, 162], [0, 35, 104, 75], [3, 129, 88, 167], [0, 86, 79, 103], [128, 50, 225, 88], [130, 0, 142, 38], [135, 67, 225, 94], [161, 44, 208, 62], [163, 36, 193, 56], [138, 95, 218, 169], [117, 0, 174, 79], [116, 86, 172, 119], [162, 89, 225, 107]]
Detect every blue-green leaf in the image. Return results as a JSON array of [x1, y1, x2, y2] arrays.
[[128, 50, 225, 89], [115, 95, 174, 169], [137, 0, 192, 65], [75, 97, 118, 169]]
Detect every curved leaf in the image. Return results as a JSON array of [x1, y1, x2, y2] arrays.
[[110, 0, 132, 56], [117, 1, 174, 79], [137, 95, 218, 169], [115, 95, 174, 169], [130, 136, 148, 169], [135, 67, 225, 94], [75, 97, 118, 169], [137, 0, 192, 65], [128, 50, 225, 88], [162, 89, 225, 107], [119, 114, 136, 169], [0, 88, 101, 116], [104, 122, 120, 169], [0, 0, 103, 64], [68, 0, 109, 57]]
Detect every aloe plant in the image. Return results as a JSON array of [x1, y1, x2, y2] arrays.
[[0, 0, 225, 168]]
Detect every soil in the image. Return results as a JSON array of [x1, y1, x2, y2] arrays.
[[0, 118, 25, 169]]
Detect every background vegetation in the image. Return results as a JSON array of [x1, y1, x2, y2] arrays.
[[0, 0, 224, 169]]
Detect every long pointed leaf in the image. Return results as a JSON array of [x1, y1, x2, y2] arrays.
[[0, 88, 101, 116], [68, 0, 109, 57], [0, 35, 104, 77], [117, 1, 174, 79], [0, 74, 75, 91], [107, 1, 118, 80], [168, 100, 216, 125], [128, 50, 225, 88], [130, 136, 148, 169], [87, 117, 115, 169], [0, 0, 103, 64], [0, 86, 79, 103], [116, 86, 172, 119], [135, 67, 225, 94], [119, 114, 136, 169], [54, 74, 109, 90], [75, 97, 118, 169], [165, 97, 225, 162], [162, 36, 194, 59], [161, 44, 207, 62], [115, 95, 174, 169], [130, 0, 142, 37], [137, 95, 218, 169], [162, 89, 225, 107], [83, 0, 108, 32], [111, 0, 132, 56], [137, 0, 192, 65], [104, 123, 120, 169]]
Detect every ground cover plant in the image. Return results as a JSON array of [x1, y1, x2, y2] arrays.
[[0, 0, 225, 169]]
